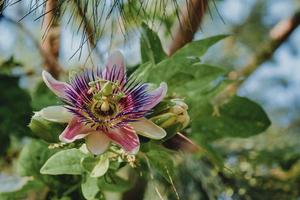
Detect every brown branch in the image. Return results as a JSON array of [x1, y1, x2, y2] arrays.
[[41, 0, 62, 78], [163, 0, 209, 155], [212, 11, 300, 110], [169, 0, 208, 55], [4, 16, 63, 76]]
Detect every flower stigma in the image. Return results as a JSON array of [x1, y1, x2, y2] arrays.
[[88, 78, 125, 120]]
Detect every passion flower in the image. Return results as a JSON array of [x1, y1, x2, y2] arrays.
[[41, 51, 167, 155]]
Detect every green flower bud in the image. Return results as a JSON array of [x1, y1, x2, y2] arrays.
[[171, 99, 188, 110], [149, 98, 190, 141], [150, 113, 177, 128]]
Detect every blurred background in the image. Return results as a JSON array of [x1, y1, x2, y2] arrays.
[[0, 0, 300, 199]]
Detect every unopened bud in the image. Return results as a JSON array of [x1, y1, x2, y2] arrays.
[[177, 110, 190, 129], [150, 113, 177, 128], [171, 99, 188, 110], [150, 98, 190, 138], [170, 105, 185, 115]]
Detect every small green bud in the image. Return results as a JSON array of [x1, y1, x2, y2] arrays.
[[149, 98, 190, 140], [171, 99, 188, 110], [176, 110, 190, 129], [170, 105, 185, 115], [150, 113, 177, 128]]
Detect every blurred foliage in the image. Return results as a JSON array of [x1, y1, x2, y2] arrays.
[[31, 81, 61, 111], [0, 72, 31, 155]]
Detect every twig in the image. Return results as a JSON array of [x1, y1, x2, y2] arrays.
[[4, 16, 64, 76], [212, 11, 300, 110], [41, 0, 62, 78], [168, 0, 208, 55]]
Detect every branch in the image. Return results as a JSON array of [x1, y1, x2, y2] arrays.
[[168, 0, 208, 55], [212, 11, 300, 111], [4, 16, 63, 76], [164, 0, 209, 155], [41, 0, 62, 78]]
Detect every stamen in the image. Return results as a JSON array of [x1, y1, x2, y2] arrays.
[[100, 100, 110, 112]]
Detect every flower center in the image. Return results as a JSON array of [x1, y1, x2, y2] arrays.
[[88, 79, 125, 120], [91, 97, 118, 118]]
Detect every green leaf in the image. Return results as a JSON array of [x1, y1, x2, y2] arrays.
[[140, 23, 167, 64], [0, 56, 23, 75], [81, 155, 109, 178], [29, 112, 65, 143], [98, 175, 133, 192], [171, 34, 228, 59], [0, 74, 31, 154], [146, 148, 175, 183], [41, 148, 86, 175], [17, 139, 60, 187], [81, 176, 100, 200], [193, 96, 271, 141], [32, 81, 60, 110], [135, 35, 228, 89]]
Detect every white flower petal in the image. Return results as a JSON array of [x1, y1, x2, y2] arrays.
[[141, 82, 168, 111], [38, 105, 73, 123], [102, 51, 126, 86], [130, 118, 167, 140], [42, 70, 69, 98], [86, 132, 111, 155]]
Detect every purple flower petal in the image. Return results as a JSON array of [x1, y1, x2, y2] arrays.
[[42, 70, 69, 98], [105, 125, 140, 154], [102, 51, 126, 86], [59, 117, 94, 143], [141, 82, 168, 111]]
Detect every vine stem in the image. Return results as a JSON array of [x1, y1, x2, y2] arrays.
[[168, 0, 208, 55], [213, 10, 300, 107], [41, 0, 62, 78]]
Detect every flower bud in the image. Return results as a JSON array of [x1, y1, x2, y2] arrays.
[[150, 113, 177, 128], [149, 98, 190, 141]]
